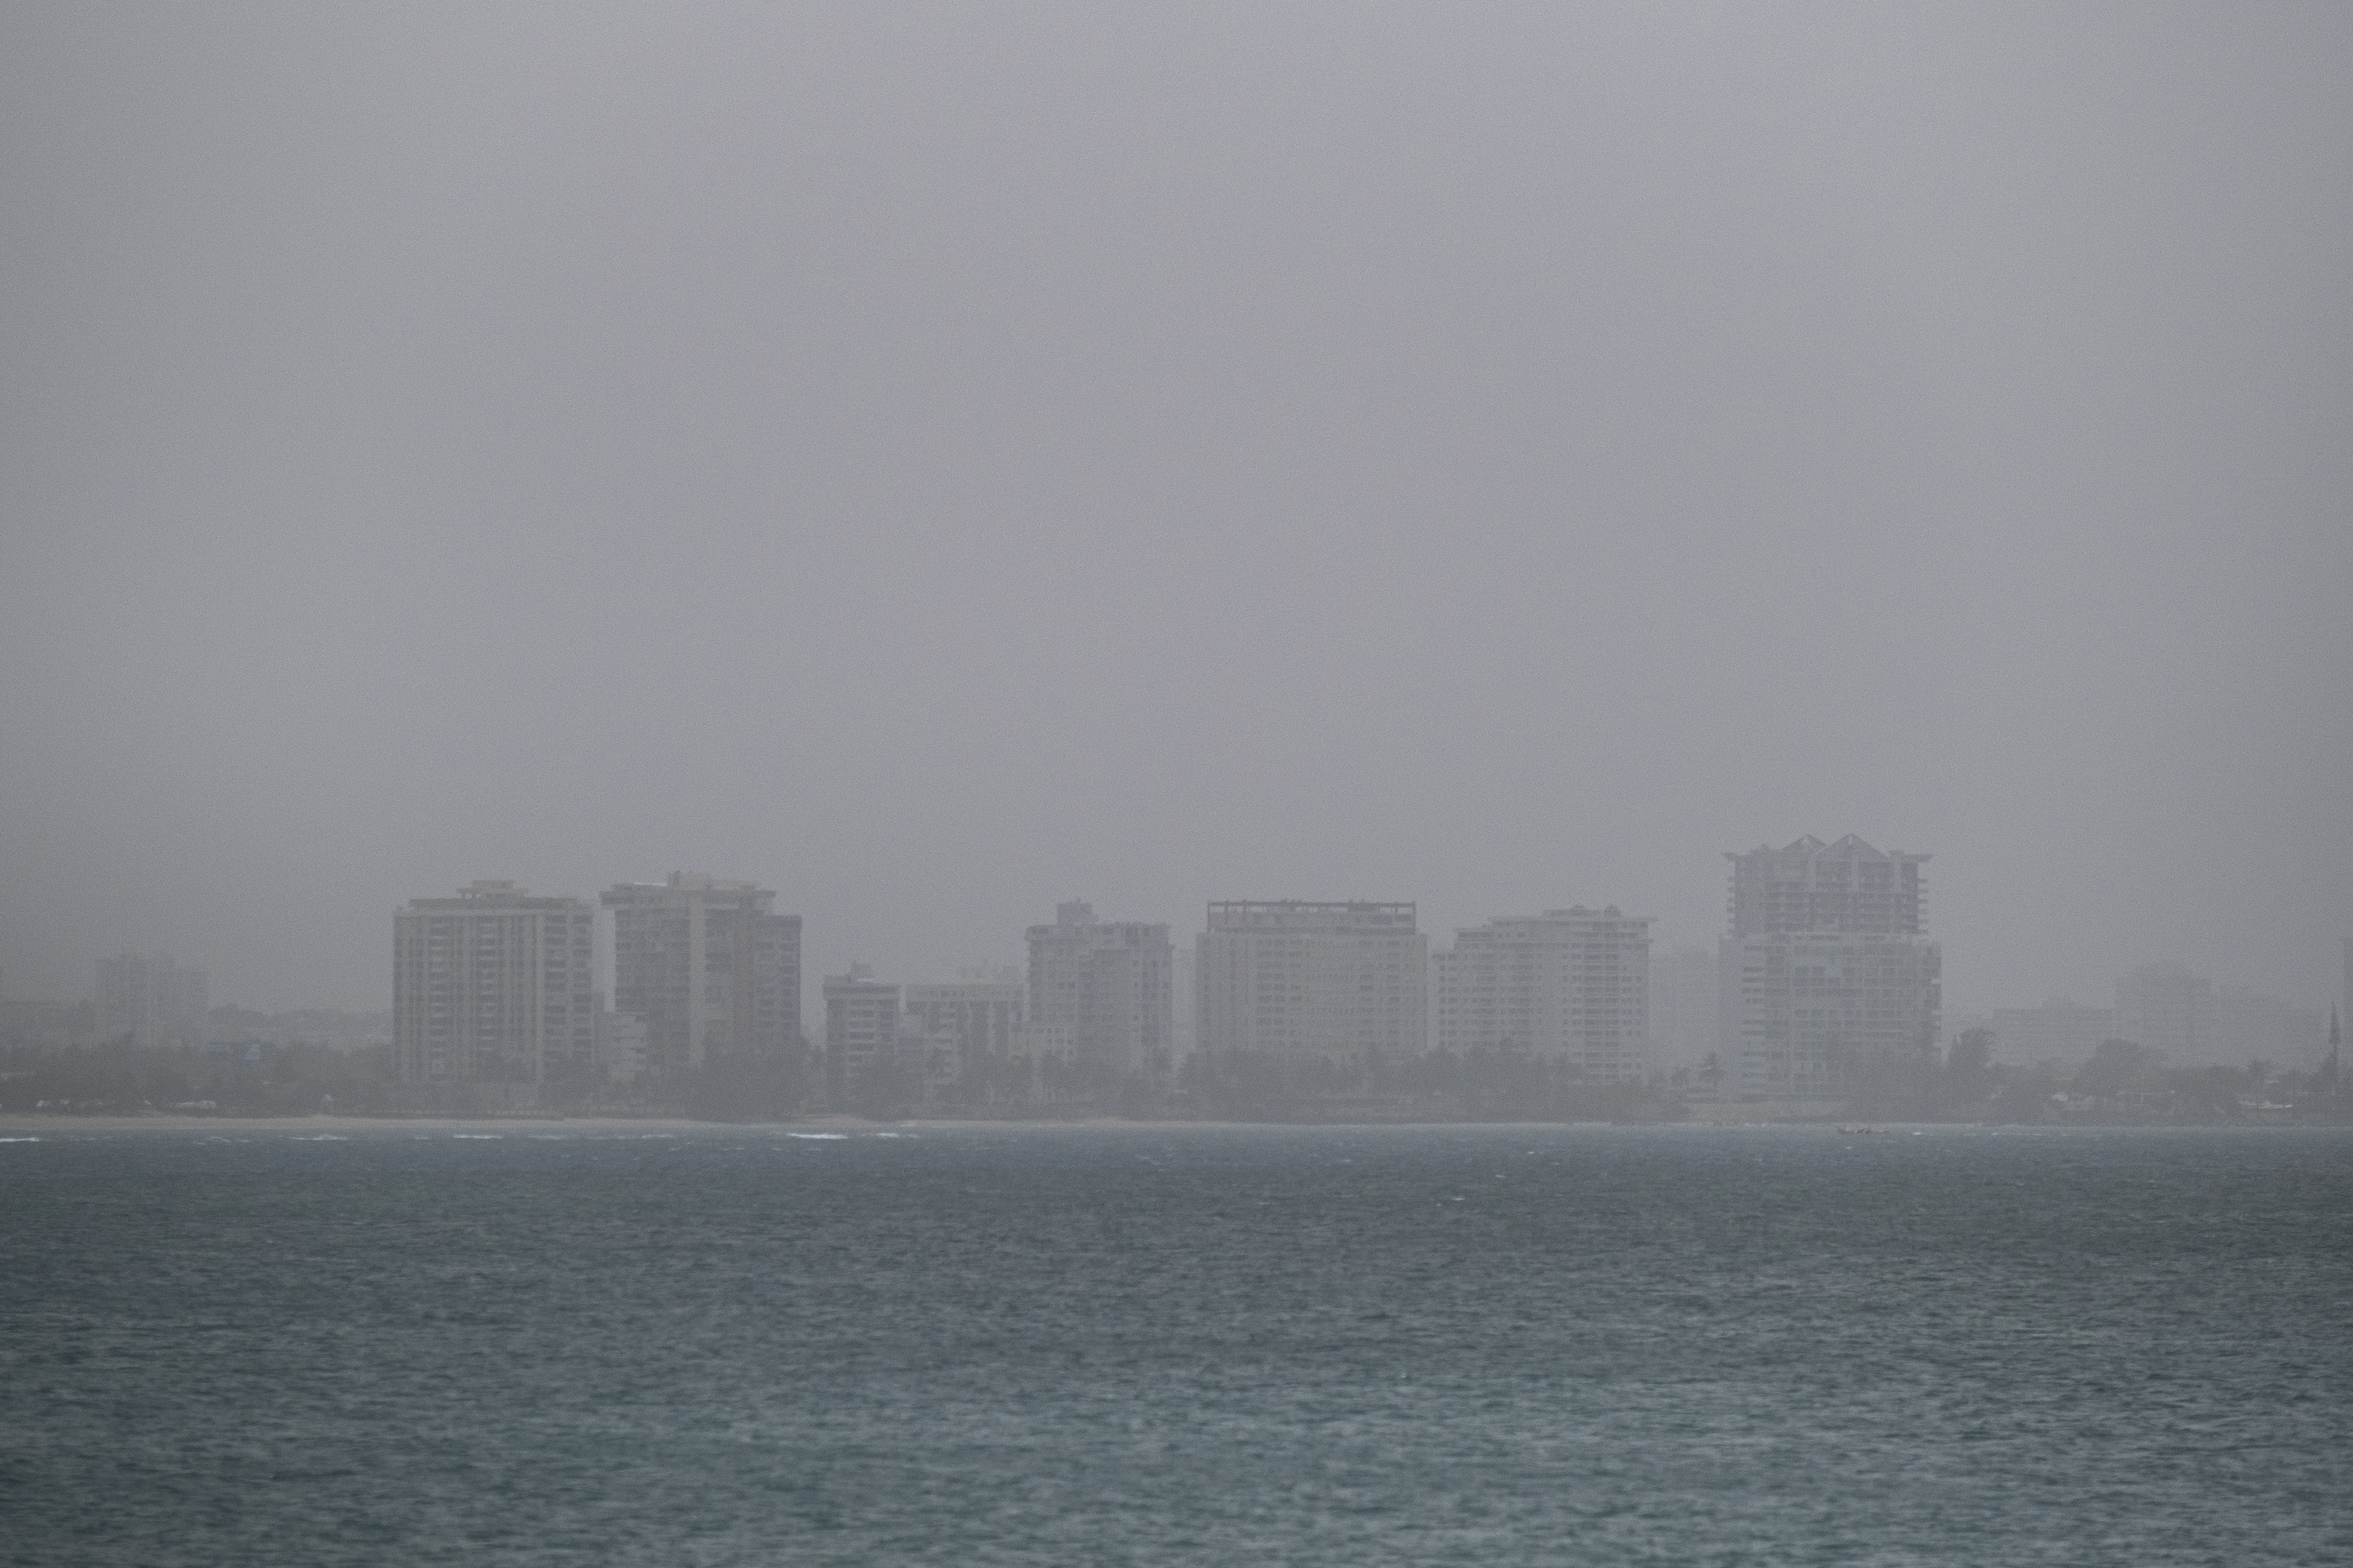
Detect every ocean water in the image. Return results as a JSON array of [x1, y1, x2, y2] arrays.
[[3, 1125, 2349, 1566]]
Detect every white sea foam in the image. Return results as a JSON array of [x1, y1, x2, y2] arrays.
[[452, 1134, 502, 1140], [0, 1136, 39, 1143], [787, 1132, 848, 1140]]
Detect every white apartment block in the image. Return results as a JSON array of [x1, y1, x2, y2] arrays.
[[393, 882, 595, 1085], [1719, 836, 1941, 1096], [1026, 902, 1173, 1074], [1196, 900, 1427, 1063], [1435, 907, 1652, 1081], [602, 873, 801, 1074]]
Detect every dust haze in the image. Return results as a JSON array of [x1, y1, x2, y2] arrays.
[[3, 3, 2347, 1024]]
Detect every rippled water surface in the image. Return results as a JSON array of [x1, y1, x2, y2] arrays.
[[4, 1124, 2349, 1565]]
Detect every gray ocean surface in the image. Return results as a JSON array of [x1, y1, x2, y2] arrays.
[[3, 1124, 2348, 1566]]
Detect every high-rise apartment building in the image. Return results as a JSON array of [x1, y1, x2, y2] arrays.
[[94, 953, 209, 1049], [1719, 836, 1941, 1096], [1026, 902, 1173, 1074], [602, 873, 801, 1074], [2113, 962, 2212, 1065], [1434, 907, 1652, 1081], [393, 882, 595, 1084], [1196, 900, 1426, 1063]]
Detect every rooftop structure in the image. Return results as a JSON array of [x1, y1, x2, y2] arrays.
[[1727, 835, 1927, 937]]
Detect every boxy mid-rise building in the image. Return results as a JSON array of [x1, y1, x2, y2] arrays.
[[603, 872, 801, 1075], [1196, 900, 1426, 1063], [393, 882, 595, 1085], [1435, 907, 1652, 1082]]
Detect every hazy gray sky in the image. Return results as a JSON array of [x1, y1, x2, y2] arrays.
[[4, 3, 2348, 1021]]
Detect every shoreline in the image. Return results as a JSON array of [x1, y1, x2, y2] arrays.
[[1, 1113, 2343, 1136]]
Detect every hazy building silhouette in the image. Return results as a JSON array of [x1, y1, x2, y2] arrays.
[[602, 873, 800, 1074], [1026, 902, 1173, 1075], [823, 963, 900, 1082], [94, 953, 208, 1049], [903, 973, 1024, 1061], [592, 999, 648, 1085], [2113, 962, 2213, 1066], [2211, 983, 2324, 1070], [1434, 907, 1652, 1080], [1196, 900, 1426, 1063], [1648, 943, 1718, 1074], [393, 882, 594, 1085], [1719, 836, 1941, 1096], [1989, 998, 2116, 1069]]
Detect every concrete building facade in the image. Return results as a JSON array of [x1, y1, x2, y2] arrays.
[[1719, 836, 1941, 1097], [393, 882, 595, 1084], [602, 873, 800, 1074], [1026, 902, 1173, 1074], [1196, 900, 1426, 1063], [1435, 907, 1652, 1081]]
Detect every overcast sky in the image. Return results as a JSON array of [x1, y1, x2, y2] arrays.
[[3, 3, 2348, 1023]]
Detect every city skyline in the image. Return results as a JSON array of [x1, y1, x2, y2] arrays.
[[18, 853, 2347, 1057]]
